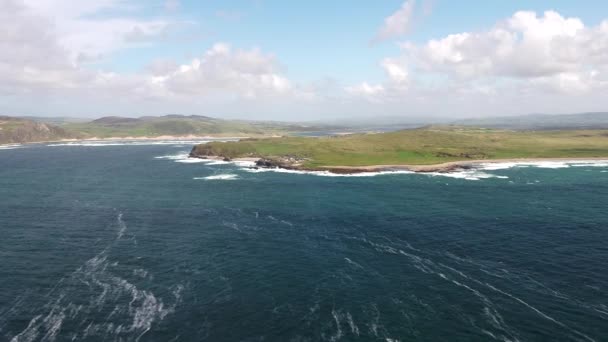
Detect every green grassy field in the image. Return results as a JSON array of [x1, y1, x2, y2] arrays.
[[191, 126, 608, 167]]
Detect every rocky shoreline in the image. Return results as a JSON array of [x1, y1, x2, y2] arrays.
[[189, 146, 608, 175], [188, 148, 477, 174]]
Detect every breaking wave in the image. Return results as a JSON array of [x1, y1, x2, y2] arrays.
[[194, 174, 239, 180], [0, 144, 22, 150], [243, 167, 415, 177], [478, 160, 608, 170]]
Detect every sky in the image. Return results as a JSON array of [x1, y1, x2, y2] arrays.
[[1, 0, 608, 121]]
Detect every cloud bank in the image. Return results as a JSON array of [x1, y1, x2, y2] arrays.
[[1, 1, 608, 120]]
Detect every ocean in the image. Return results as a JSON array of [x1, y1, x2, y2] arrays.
[[1, 141, 607, 341]]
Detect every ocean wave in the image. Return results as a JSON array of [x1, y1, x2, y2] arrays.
[[243, 167, 415, 177], [194, 174, 239, 180], [153, 152, 190, 160], [173, 158, 209, 163], [155, 152, 254, 166], [427, 170, 509, 181], [155, 152, 213, 163], [478, 160, 608, 170], [242, 166, 509, 181], [0, 144, 22, 150], [204, 160, 231, 165]]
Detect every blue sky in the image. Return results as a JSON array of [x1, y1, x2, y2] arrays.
[[106, 0, 608, 83], [2, 0, 608, 120]]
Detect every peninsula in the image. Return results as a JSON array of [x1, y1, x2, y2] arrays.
[[189, 126, 608, 173]]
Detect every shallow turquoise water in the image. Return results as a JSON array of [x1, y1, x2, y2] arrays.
[[1, 143, 607, 341]]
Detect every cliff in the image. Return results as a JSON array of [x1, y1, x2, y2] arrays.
[[0, 116, 77, 144]]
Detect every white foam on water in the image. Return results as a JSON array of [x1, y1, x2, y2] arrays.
[[427, 170, 509, 181], [194, 174, 239, 180], [155, 152, 213, 164], [9, 213, 183, 342], [0, 144, 22, 150], [204, 160, 231, 165], [242, 166, 511, 181], [478, 160, 608, 170], [243, 167, 415, 178], [153, 153, 190, 160], [570, 162, 608, 167], [232, 160, 257, 167], [173, 158, 208, 163]]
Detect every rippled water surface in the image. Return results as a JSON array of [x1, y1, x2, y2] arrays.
[[1, 143, 607, 341]]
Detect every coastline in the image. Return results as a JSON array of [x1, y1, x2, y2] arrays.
[[0, 135, 252, 147], [190, 154, 608, 174], [317, 157, 608, 173], [52, 134, 252, 142]]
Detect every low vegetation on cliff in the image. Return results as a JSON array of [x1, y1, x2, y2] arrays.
[[0, 116, 78, 144]]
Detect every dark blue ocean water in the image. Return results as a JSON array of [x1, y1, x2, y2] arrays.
[[1, 143, 607, 342]]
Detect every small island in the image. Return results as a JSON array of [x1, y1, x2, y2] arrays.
[[190, 126, 608, 173]]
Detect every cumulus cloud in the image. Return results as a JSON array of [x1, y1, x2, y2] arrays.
[[0, 0, 302, 107], [351, 10, 608, 108], [346, 82, 385, 96], [3, 1, 608, 120], [374, 0, 416, 42], [13, 0, 173, 65], [407, 11, 608, 91], [158, 43, 295, 99]]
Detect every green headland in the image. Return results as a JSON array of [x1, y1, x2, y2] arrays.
[[190, 126, 608, 172]]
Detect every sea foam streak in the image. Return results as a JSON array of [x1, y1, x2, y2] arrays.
[[478, 160, 608, 170], [427, 170, 509, 181], [0, 144, 22, 150], [155, 152, 208, 163], [9, 214, 183, 342], [243, 167, 415, 177], [243, 166, 506, 181], [194, 174, 239, 180]]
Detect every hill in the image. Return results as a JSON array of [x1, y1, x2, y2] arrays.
[[190, 126, 608, 171], [453, 112, 608, 130], [62, 115, 337, 138], [0, 116, 78, 144]]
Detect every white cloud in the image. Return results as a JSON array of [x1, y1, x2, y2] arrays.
[[375, 0, 416, 42], [408, 11, 608, 89], [0, 0, 304, 115], [2, 1, 608, 120], [381, 58, 409, 85], [160, 43, 295, 99], [21, 0, 171, 63], [345, 82, 385, 96], [351, 10, 608, 109]]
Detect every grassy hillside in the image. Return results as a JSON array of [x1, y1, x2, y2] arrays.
[[62, 115, 332, 138], [0, 116, 77, 144], [191, 126, 608, 167]]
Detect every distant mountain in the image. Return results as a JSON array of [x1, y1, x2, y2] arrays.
[[0, 116, 78, 144], [453, 112, 608, 130], [18, 116, 89, 125], [0, 114, 348, 144], [62, 115, 342, 138]]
